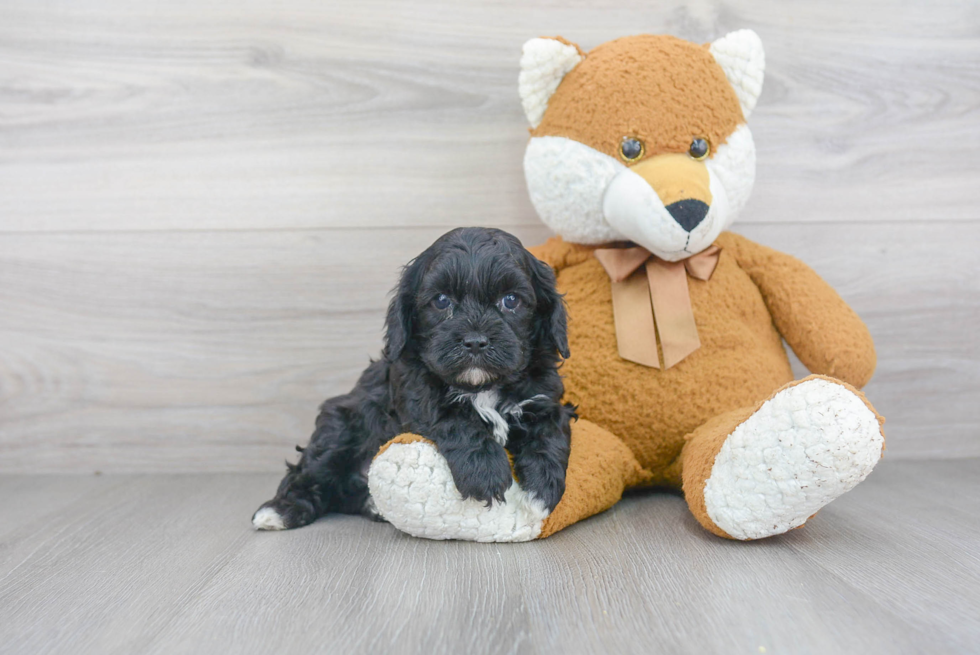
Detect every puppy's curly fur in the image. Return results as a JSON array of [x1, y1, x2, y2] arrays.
[[253, 227, 575, 530]]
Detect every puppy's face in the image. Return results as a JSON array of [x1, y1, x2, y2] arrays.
[[384, 228, 568, 389]]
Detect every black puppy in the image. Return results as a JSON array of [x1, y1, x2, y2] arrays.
[[252, 227, 574, 531]]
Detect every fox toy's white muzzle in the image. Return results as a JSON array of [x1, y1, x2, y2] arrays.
[[602, 164, 729, 262], [524, 126, 756, 259]]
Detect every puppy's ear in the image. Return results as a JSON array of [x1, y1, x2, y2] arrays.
[[384, 253, 429, 361], [527, 253, 570, 359]]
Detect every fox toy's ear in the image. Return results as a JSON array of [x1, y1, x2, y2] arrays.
[[709, 29, 766, 120], [519, 37, 584, 128]]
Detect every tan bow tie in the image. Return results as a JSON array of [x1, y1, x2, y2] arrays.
[[594, 245, 721, 369]]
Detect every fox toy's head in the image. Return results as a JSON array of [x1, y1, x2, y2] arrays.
[[520, 31, 765, 261]]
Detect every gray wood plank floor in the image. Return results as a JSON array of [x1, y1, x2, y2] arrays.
[[2, 458, 978, 655]]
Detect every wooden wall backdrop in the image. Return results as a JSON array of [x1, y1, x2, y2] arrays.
[[1, 0, 977, 472]]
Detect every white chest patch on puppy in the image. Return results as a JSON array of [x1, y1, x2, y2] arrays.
[[452, 391, 551, 446], [468, 390, 509, 445]]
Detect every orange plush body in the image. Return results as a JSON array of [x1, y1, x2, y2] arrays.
[[367, 31, 885, 542], [529, 232, 882, 538]]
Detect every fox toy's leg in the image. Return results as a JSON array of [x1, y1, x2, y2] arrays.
[[367, 421, 650, 542], [681, 375, 885, 540], [539, 419, 652, 538]]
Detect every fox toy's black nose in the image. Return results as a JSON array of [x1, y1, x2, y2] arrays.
[[462, 333, 489, 353], [665, 199, 710, 233]]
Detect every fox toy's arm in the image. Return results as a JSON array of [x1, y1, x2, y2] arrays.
[[718, 232, 877, 388]]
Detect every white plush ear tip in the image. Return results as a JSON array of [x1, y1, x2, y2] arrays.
[[518, 37, 584, 128], [709, 29, 765, 120]]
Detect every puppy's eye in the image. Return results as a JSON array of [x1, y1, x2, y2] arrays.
[[620, 137, 644, 162], [500, 293, 520, 311], [433, 294, 452, 310], [688, 137, 710, 161]]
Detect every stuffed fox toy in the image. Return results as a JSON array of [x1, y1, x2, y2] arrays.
[[367, 30, 886, 541]]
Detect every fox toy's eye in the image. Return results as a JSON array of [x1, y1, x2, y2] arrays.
[[433, 294, 452, 310], [689, 137, 710, 160], [620, 137, 644, 162], [500, 293, 521, 311]]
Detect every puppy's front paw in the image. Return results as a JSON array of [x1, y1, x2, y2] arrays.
[[521, 475, 565, 514], [513, 451, 569, 513], [447, 446, 514, 507]]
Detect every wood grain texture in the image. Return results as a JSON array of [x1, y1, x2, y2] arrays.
[[1, 222, 976, 472], [1, 0, 978, 471], [0, 460, 978, 654], [0, 0, 978, 232]]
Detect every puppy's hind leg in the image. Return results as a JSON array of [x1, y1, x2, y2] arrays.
[[253, 401, 371, 531], [252, 448, 323, 531]]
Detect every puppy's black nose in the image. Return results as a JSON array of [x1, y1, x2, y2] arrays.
[[462, 333, 489, 353]]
